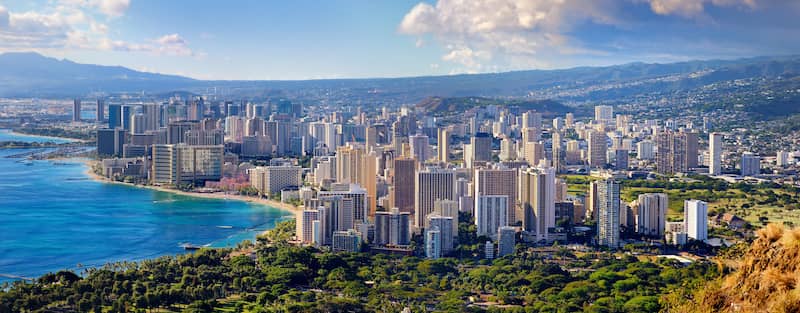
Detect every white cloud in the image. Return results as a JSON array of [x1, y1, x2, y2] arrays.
[[644, 0, 758, 17], [94, 0, 130, 17], [399, 0, 619, 71], [0, 3, 200, 59], [0, 6, 8, 29], [399, 0, 764, 71]]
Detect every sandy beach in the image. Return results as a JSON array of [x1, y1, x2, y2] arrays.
[[82, 160, 302, 228], [7, 129, 89, 143]]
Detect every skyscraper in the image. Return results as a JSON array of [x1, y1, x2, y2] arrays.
[[108, 104, 121, 129], [741, 152, 761, 177], [72, 99, 81, 122], [552, 131, 563, 173], [594, 105, 613, 124], [374, 208, 411, 246], [684, 200, 708, 241], [523, 141, 545, 166], [475, 195, 509, 240], [636, 193, 668, 238], [151, 144, 224, 185], [409, 133, 430, 162], [518, 165, 555, 242], [596, 179, 620, 248], [587, 130, 607, 168], [709, 133, 723, 175], [471, 132, 493, 162], [427, 214, 454, 255], [497, 226, 516, 257], [96, 128, 126, 157], [392, 158, 417, 214], [96, 99, 105, 122], [415, 167, 456, 228], [656, 129, 697, 175], [474, 166, 518, 223], [425, 227, 441, 259], [437, 128, 450, 163]]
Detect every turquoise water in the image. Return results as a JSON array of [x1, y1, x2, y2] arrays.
[[0, 129, 74, 144], [0, 134, 290, 283]]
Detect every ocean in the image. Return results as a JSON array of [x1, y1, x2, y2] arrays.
[[0, 131, 290, 283]]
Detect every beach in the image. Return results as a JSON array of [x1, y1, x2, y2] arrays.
[[4, 129, 89, 143], [82, 160, 302, 227]]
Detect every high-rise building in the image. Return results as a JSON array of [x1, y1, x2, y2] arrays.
[[565, 113, 574, 128], [319, 183, 368, 225], [636, 193, 668, 238], [95, 99, 105, 122], [614, 149, 629, 170], [499, 137, 517, 161], [249, 166, 303, 196], [637, 140, 655, 160], [391, 158, 417, 214], [471, 132, 493, 162], [594, 105, 613, 124], [656, 130, 697, 175], [184, 129, 224, 146], [96, 128, 126, 157], [72, 99, 81, 122], [518, 165, 555, 242], [522, 111, 542, 130], [335, 144, 366, 184], [684, 200, 708, 241], [552, 132, 563, 173], [151, 144, 224, 185], [108, 104, 121, 129], [596, 179, 620, 248], [497, 226, 516, 257], [565, 140, 581, 165], [415, 167, 456, 228], [475, 195, 509, 240], [425, 227, 441, 259], [587, 130, 607, 168], [332, 229, 362, 252], [433, 199, 459, 237], [523, 141, 545, 166], [409, 133, 430, 162], [374, 208, 411, 246], [741, 152, 761, 177], [437, 128, 450, 163], [474, 166, 518, 223], [776, 150, 790, 167], [427, 214, 454, 255], [167, 121, 198, 145], [299, 209, 320, 243]]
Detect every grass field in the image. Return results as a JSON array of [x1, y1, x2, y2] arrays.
[[561, 174, 800, 227]]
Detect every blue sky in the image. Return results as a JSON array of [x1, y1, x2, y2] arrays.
[[0, 0, 798, 80]]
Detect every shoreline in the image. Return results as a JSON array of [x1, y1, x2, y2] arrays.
[[82, 160, 302, 234], [3, 129, 88, 143]]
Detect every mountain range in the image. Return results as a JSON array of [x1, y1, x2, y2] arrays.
[[1, 52, 799, 105]]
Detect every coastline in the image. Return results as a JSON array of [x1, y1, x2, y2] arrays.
[[82, 160, 302, 233], [5, 129, 88, 143]]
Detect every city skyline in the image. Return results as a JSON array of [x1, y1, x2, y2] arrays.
[[0, 0, 799, 80]]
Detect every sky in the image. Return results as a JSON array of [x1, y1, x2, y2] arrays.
[[0, 0, 799, 80]]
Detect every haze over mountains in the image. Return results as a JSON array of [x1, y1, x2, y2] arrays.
[[1, 52, 799, 106]]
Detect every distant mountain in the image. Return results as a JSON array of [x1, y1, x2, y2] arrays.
[[0, 52, 195, 97], [1, 51, 800, 108]]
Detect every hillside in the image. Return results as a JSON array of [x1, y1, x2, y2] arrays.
[[1, 52, 800, 108], [671, 224, 800, 313], [0, 52, 195, 97], [416, 96, 576, 116]]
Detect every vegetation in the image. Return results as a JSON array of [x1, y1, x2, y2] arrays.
[[13, 127, 94, 141], [670, 224, 800, 313], [1, 220, 723, 313]]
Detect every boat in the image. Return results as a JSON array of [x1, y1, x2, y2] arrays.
[[216, 225, 234, 229], [181, 243, 202, 250]]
